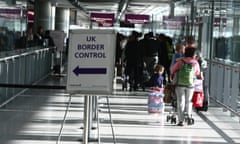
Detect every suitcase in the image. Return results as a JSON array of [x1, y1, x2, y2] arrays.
[[148, 87, 164, 113], [196, 86, 209, 112], [193, 79, 209, 111], [192, 91, 204, 108]]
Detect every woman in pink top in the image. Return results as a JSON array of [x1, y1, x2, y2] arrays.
[[170, 47, 202, 126]]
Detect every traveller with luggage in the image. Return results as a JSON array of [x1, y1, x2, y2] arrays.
[[170, 47, 202, 126], [147, 64, 165, 113]]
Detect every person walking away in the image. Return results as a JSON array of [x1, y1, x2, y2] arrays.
[[143, 32, 160, 77], [156, 34, 169, 85], [34, 26, 44, 46], [165, 35, 175, 83], [170, 47, 202, 126], [44, 30, 55, 47], [138, 33, 150, 90], [124, 31, 143, 91], [185, 36, 196, 48]]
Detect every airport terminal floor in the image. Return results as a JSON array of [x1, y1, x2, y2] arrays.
[[0, 74, 240, 144]]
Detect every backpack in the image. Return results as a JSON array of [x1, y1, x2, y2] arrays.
[[176, 60, 194, 87]]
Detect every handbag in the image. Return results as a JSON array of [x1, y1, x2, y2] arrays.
[[163, 83, 174, 103]]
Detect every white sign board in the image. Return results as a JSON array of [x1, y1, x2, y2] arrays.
[[66, 29, 116, 94], [49, 30, 65, 51]]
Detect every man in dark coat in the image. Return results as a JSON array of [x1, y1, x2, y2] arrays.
[[124, 31, 143, 91]]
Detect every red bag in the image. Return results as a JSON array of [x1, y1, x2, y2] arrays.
[[192, 91, 204, 108]]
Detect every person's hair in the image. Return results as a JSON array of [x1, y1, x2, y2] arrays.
[[148, 32, 154, 38], [184, 47, 196, 57], [154, 64, 165, 73], [185, 36, 195, 44], [175, 43, 184, 52]]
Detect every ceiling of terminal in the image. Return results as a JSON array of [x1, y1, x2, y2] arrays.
[[12, 0, 240, 22], [54, 0, 185, 22], [53, 0, 240, 22]]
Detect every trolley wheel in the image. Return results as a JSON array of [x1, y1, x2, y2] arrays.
[[122, 85, 125, 91], [166, 115, 170, 122], [196, 108, 200, 113], [173, 117, 177, 124], [171, 117, 177, 124], [122, 81, 128, 91], [187, 117, 194, 125]]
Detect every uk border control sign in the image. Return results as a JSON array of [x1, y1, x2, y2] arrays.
[[66, 29, 116, 94]]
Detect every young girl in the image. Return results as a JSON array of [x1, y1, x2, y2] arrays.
[[149, 64, 165, 88], [148, 64, 165, 113]]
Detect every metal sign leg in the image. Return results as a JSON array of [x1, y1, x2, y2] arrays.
[[83, 95, 90, 144]]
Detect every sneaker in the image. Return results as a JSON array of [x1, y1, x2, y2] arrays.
[[177, 121, 184, 126]]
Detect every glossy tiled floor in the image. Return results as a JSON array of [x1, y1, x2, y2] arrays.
[[0, 75, 240, 144]]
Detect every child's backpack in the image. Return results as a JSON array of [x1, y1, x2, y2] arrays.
[[176, 60, 194, 87]]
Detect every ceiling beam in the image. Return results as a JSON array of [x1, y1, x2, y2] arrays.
[[116, 0, 129, 22], [68, 0, 89, 18]]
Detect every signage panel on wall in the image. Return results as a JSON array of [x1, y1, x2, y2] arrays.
[[195, 16, 227, 27], [163, 16, 186, 29], [27, 9, 34, 23], [66, 29, 116, 94], [90, 13, 115, 27], [0, 8, 21, 19], [125, 14, 150, 24]]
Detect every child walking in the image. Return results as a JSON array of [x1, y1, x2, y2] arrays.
[[148, 64, 165, 113], [149, 64, 165, 88]]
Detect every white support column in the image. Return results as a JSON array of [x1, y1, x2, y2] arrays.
[[34, 0, 53, 31], [55, 7, 70, 36]]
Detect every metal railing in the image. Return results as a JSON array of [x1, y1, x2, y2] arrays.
[[0, 47, 53, 104], [207, 59, 240, 118]]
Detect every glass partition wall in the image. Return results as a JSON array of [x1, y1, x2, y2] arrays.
[[195, 0, 240, 114], [195, 0, 240, 62], [0, 0, 28, 52]]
